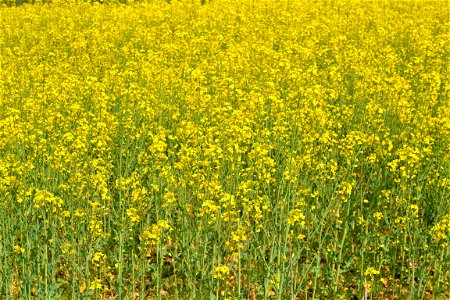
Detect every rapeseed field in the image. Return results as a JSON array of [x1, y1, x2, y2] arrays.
[[0, 0, 449, 298]]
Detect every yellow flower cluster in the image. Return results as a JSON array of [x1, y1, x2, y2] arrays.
[[431, 214, 450, 247], [213, 265, 230, 280], [141, 220, 171, 246]]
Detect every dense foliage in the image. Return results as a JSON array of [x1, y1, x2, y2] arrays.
[[0, 0, 449, 298]]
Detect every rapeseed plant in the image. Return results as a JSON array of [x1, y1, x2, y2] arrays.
[[0, 0, 449, 298]]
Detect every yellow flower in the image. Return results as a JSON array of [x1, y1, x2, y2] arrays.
[[364, 267, 380, 277], [214, 265, 230, 280], [126, 208, 141, 224], [287, 209, 305, 226], [373, 212, 383, 221], [13, 245, 25, 255], [90, 278, 102, 290]]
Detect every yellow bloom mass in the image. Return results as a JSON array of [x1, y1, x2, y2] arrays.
[[0, 0, 449, 298]]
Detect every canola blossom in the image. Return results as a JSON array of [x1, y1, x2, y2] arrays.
[[0, 0, 449, 298]]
